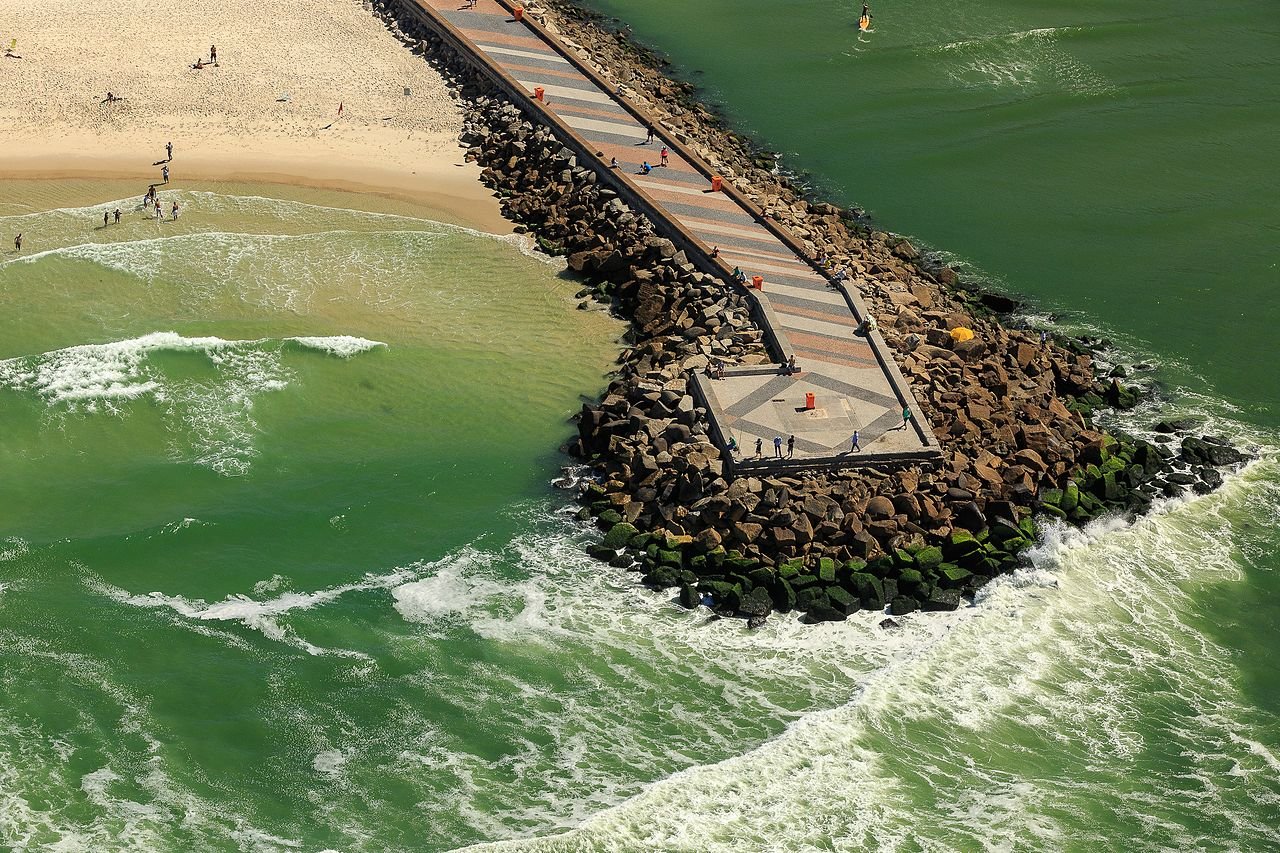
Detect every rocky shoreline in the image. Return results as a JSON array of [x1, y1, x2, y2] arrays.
[[371, 0, 1248, 624]]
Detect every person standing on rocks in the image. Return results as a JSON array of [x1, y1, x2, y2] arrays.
[[773, 435, 783, 458], [787, 435, 795, 458]]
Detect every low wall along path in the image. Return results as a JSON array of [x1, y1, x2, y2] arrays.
[[408, 0, 941, 470]]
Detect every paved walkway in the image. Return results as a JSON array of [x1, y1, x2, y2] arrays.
[[413, 0, 940, 466]]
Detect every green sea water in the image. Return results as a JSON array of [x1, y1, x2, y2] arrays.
[[2, 0, 1280, 847]]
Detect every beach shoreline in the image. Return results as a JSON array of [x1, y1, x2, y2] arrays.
[[0, 139, 510, 233], [0, 0, 510, 234]]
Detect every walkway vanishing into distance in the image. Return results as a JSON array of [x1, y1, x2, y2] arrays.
[[409, 0, 941, 469]]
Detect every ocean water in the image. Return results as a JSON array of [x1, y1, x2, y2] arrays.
[[2, 0, 1279, 845]]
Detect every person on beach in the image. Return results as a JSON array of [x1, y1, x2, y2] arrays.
[[166, 141, 173, 161], [171, 201, 180, 220], [161, 165, 169, 183], [755, 437, 763, 458], [850, 430, 860, 452], [14, 233, 22, 251], [114, 208, 121, 224], [659, 146, 669, 166], [787, 435, 795, 458], [154, 201, 163, 221], [193, 58, 205, 70], [104, 211, 110, 227], [210, 44, 217, 64], [773, 436, 783, 458]]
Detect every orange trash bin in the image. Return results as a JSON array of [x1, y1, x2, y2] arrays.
[[711, 175, 723, 192], [804, 392, 815, 410], [751, 275, 763, 290], [534, 86, 545, 101], [514, 5, 525, 20]]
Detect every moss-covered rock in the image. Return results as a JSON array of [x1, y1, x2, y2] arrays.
[[914, 546, 944, 572], [889, 595, 920, 616], [848, 572, 885, 610], [678, 584, 701, 609], [643, 566, 678, 589], [597, 509, 623, 528], [738, 586, 773, 617], [795, 585, 830, 613], [940, 565, 973, 588], [1061, 480, 1080, 512], [769, 578, 797, 612], [827, 586, 861, 616], [658, 549, 683, 568], [818, 557, 838, 583]]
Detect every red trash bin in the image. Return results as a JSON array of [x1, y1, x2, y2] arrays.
[[804, 392, 815, 410]]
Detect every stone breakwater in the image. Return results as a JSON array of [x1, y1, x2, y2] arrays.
[[372, 0, 1248, 624]]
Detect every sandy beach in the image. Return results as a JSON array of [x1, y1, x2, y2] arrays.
[[0, 0, 507, 231]]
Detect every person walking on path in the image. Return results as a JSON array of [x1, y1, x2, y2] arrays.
[[644, 125, 654, 144], [773, 435, 783, 458], [161, 165, 169, 184], [754, 437, 762, 458], [899, 406, 912, 431], [13, 233, 22, 252], [659, 146, 669, 167], [787, 434, 795, 458], [114, 208, 121, 224], [165, 141, 173, 161], [850, 430, 860, 452]]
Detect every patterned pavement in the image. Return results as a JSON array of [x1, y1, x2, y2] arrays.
[[414, 0, 940, 464]]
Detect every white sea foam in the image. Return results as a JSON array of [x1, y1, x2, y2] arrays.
[[455, 461, 1280, 852], [87, 565, 418, 658], [0, 331, 384, 474]]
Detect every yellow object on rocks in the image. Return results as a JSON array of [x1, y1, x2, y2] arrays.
[[950, 327, 975, 342]]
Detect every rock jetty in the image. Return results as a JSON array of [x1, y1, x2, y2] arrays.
[[371, 0, 1249, 624]]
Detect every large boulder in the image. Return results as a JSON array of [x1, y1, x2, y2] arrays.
[[601, 522, 639, 551]]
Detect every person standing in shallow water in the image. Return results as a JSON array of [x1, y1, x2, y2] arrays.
[[13, 233, 21, 252], [104, 211, 110, 227], [114, 208, 121, 224]]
